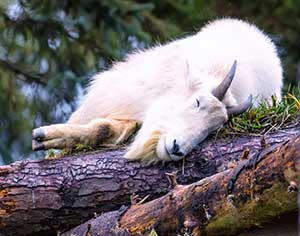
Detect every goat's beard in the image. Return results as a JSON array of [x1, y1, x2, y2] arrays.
[[125, 130, 162, 164]]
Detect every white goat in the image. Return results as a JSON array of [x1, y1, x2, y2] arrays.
[[32, 18, 283, 162]]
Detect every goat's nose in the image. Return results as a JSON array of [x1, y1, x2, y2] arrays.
[[171, 139, 184, 156]]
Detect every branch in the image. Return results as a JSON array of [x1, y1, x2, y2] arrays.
[[0, 58, 47, 85], [63, 134, 300, 236], [0, 125, 299, 236]]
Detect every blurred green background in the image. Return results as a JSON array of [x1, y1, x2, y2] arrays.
[[0, 0, 299, 164]]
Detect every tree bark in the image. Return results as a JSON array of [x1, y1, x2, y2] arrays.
[[63, 134, 300, 236], [0, 125, 299, 236]]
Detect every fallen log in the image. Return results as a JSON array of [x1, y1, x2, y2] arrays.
[[63, 134, 300, 236], [0, 125, 299, 236]]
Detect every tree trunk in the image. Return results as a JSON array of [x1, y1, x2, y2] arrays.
[[0, 125, 299, 236], [63, 134, 300, 236]]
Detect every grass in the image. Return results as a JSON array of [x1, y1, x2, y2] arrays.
[[222, 87, 300, 135]]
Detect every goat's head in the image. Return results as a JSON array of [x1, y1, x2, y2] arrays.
[[156, 61, 252, 161]]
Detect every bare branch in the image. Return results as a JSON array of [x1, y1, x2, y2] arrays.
[[0, 58, 48, 85]]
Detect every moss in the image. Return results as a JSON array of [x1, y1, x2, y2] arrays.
[[44, 143, 128, 160], [73, 143, 94, 152], [205, 183, 298, 235], [148, 229, 159, 236], [44, 149, 57, 159]]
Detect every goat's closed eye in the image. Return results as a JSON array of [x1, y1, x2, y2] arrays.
[[195, 99, 200, 108]]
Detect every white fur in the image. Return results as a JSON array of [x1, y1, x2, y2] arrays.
[[69, 18, 283, 162]]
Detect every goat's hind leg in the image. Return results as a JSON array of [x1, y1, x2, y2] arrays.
[[32, 119, 138, 151]]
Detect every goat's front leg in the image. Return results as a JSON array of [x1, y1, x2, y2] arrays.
[[32, 119, 138, 151]]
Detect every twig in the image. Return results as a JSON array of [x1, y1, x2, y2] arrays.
[[0, 58, 47, 85]]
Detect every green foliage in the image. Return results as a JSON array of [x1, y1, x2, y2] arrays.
[[224, 88, 300, 135], [149, 229, 159, 236], [0, 0, 300, 164], [44, 148, 56, 159]]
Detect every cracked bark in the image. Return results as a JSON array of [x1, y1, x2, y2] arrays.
[[0, 125, 299, 236], [63, 134, 300, 236]]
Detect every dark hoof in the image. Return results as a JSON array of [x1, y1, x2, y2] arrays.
[[32, 140, 45, 151], [32, 128, 45, 141]]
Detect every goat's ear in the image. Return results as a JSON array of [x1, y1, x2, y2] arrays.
[[185, 60, 195, 88], [185, 60, 191, 79]]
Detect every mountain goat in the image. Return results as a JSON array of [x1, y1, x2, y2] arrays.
[[32, 18, 283, 162]]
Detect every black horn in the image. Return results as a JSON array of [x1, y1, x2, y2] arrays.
[[212, 60, 237, 101], [227, 95, 253, 116]]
